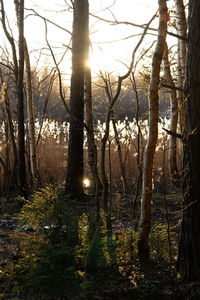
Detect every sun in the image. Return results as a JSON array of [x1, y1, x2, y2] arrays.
[[88, 46, 120, 74]]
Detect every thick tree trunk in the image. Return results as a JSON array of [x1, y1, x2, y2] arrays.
[[24, 39, 38, 187], [175, 0, 187, 135], [66, 0, 88, 195], [138, 0, 167, 260], [163, 43, 179, 181], [178, 0, 200, 280]]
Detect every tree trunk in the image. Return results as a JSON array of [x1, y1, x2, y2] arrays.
[[163, 42, 179, 181], [178, 0, 200, 280], [66, 0, 88, 196], [177, 40, 185, 135], [99, 13, 156, 215], [15, 0, 27, 196], [111, 112, 128, 194], [138, 0, 168, 261], [0, 69, 17, 169], [24, 38, 38, 187], [175, 0, 187, 135], [84, 2, 102, 204]]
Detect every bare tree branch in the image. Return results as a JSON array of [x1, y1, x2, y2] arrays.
[[160, 82, 184, 91], [25, 8, 72, 35], [0, 62, 14, 72], [90, 12, 187, 41], [94, 33, 157, 45], [0, 0, 18, 78], [162, 127, 183, 139], [44, 20, 70, 115]]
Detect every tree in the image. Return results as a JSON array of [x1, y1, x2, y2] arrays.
[[1, 0, 27, 195], [15, 0, 27, 196], [65, 0, 88, 195], [177, 0, 200, 280], [24, 39, 38, 187], [138, 0, 168, 260], [99, 72, 128, 195], [175, 0, 187, 134], [99, 14, 157, 218], [163, 42, 179, 181], [84, 22, 102, 210], [0, 67, 18, 192]]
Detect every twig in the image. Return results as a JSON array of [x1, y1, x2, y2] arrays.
[[90, 13, 187, 41], [25, 8, 72, 35], [44, 20, 70, 115]]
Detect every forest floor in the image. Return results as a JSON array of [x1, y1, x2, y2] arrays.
[[0, 192, 200, 299]]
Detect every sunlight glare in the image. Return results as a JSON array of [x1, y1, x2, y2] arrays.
[[86, 60, 91, 68], [83, 178, 91, 188]]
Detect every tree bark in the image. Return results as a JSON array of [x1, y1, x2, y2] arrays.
[[111, 111, 128, 194], [138, 0, 168, 261], [66, 0, 88, 196], [0, 69, 17, 169], [24, 38, 38, 187], [175, 0, 187, 135], [1, 0, 27, 194], [178, 0, 200, 280], [15, 0, 27, 196], [163, 42, 179, 181], [84, 2, 102, 205]]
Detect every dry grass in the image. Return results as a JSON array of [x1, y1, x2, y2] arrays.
[[37, 126, 183, 193], [0, 118, 183, 194]]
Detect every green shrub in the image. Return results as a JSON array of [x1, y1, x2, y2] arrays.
[[10, 185, 81, 299], [115, 221, 176, 264], [7, 186, 118, 299], [149, 221, 176, 262], [4, 186, 176, 299]]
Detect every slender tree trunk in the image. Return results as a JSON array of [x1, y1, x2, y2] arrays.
[[111, 112, 128, 194], [177, 40, 185, 135], [101, 132, 109, 211], [99, 13, 156, 214], [0, 70, 17, 168], [84, 4, 102, 204], [131, 73, 143, 208], [15, 0, 27, 196], [175, 0, 187, 135], [178, 0, 200, 280], [138, 0, 168, 260], [66, 0, 88, 195], [85, 67, 102, 210], [163, 42, 179, 181], [24, 38, 38, 187]]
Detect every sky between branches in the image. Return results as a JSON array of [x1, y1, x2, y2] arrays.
[[1, 0, 181, 82]]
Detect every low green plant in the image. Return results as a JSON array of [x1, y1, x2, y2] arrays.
[[149, 220, 176, 262], [9, 185, 81, 299], [5, 186, 119, 299], [115, 221, 176, 265], [3, 186, 177, 299], [115, 229, 139, 264]]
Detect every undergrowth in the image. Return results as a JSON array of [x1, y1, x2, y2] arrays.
[[1, 185, 177, 299]]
